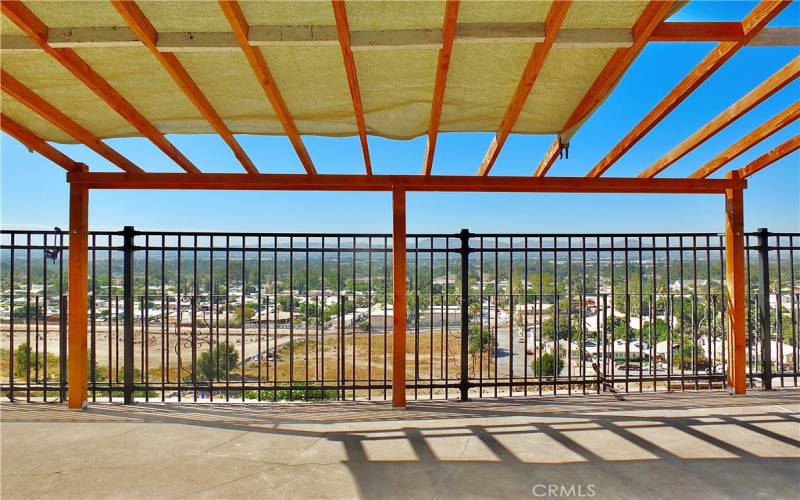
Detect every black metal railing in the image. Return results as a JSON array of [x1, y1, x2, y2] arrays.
[[1, 228, 797, 402]]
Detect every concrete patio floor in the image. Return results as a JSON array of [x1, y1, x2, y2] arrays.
[[1, 391, 798, 500]]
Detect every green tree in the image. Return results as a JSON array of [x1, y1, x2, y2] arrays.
[[530, 351, 564, 377], [643, 319, 670, 343], [14, 343, 37, 377], [781, 314, 796, 344], [298, 301, 319, 318], [608, 316, 638, 340], [672, 342, 706, 370], [87, 349, 107, 381], [541, 316, 578, 341], [323, 300, 353, 321], [232, 304, 255, 325], [198, 342, 239, 381], [467, 325, 492, 354]]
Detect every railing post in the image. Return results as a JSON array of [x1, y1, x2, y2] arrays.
[[757, 227, 772, 389], [122, 225, 135, 404], [59, 294, 68, 402], [459, 228, 471, 401], [340, 294, 347, 401], [191, 295, 197, 396]]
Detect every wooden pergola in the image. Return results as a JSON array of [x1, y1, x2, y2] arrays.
[[1, 0, 798, 408]]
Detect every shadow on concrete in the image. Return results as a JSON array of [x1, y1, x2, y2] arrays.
[[2, 390, 798, 499]]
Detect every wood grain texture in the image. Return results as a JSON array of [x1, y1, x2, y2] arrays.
[[588, 1, 790, 177], [392, 188, 407, 407]]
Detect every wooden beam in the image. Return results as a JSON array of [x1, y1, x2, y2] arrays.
[[218, 0, 316, 175], [650, 22, 745, 42], [689, 101, 800, 178], [737, 135, 800, 178], [477, 1, 571, 176], [457, 22, 543, 44], [48, 25, 140, 47], [587, 0, 790, 178], [1, 70, 143, 173], [649, 24, 799, 46], [724, 170, 746, 395], [68, 164, 89, 408], [641, 57, 800, 178], [331, 0, 371, 175], [2, 0, 198, 173], [535, 1, 676, 176], [392, 188, 407, 407], [423, 0, 459, 175], [0, 24, 623, 51], [0, 23, 529, 51], [0, 113, 78, 170], [66, 171, 746, 194], [749, 27, 800, 47], [555, 27, 632, 48], [111, 0, 258, 175], [533, 136, 563, 177], [3, 24, 796, 53], [350, 28, 441, 50]]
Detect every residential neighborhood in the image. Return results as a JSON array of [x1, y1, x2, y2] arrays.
[[2, 245, 797, 398]]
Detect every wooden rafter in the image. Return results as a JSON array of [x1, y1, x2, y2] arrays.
[[218, 0, 316, 175], [0, 113, 78, 170], [533, 136, 563, 177], [2, 70, 143, 173], [737, 135, 800, 178], [689, 101, 799, 179], [477, 1, 571, 176], [111, 0, 258, 175], [1, 0, 198, 174], [331, 0, 371, 175], [640, 57, 800, 178], [422, 0, 460, 175], [587, 0, 790, 178], [422, 0, 459, 175], [534, 1, 677, 177], [67, 171, 746, 194]]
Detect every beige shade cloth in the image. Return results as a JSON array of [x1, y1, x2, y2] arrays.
[[1, 0, 658, 144]]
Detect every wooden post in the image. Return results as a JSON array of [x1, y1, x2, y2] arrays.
[[392, 188, 407, 407], [724, 171, 746, 395], [68, 164, 89, 408]]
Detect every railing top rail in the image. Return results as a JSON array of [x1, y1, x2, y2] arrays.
[[1, 229, 798, 255], [1, 228, 798, 237]]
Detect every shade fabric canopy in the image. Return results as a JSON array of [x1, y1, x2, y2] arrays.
[[6, 1, 793, 410], [1, 0, 659, 144]]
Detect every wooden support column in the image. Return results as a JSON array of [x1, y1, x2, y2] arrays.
[[67, 165, 89, 408], [392, 188, 407, 407], [67, 165, 90, 408], [724, 171, 746, 395]]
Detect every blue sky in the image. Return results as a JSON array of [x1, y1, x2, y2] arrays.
[[1, 1, 798, 234]]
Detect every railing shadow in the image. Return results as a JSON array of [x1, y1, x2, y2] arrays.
[[2, 390, 798, 498]]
